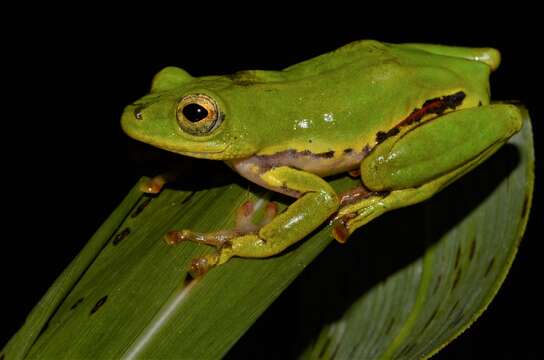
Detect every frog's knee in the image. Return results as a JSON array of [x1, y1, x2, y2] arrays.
[[399, 43, 501, 71], [475, 47, 501, 71]]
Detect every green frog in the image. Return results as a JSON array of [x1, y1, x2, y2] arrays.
[[121, 40, 522, 275]]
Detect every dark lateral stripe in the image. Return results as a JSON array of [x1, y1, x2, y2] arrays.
[[399, 91, 466, 127], [375, 91, 466, 143], [317, 150, 335, 158], [375, 128, 400, 143], [283, 149, 335, 158], [253, 148, 337, 169]]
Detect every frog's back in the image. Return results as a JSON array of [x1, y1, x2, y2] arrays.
[[282, 40, 393, 79], [282, 40, 500, 80]]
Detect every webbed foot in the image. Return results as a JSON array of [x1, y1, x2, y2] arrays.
[[168, 198, 278, 275]]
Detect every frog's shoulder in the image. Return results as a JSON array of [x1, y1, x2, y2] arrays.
[[282, 40, 395, 79]]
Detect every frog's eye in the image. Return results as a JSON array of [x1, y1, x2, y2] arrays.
[[176, 94, 223, 135]]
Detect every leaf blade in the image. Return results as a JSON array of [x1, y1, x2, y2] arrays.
[[299, 108, 533, 360], [2, 110, 533, 360]]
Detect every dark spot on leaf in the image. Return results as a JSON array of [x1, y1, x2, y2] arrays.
[[484, 257, 495, 278], [448, 300, 460, 319], [450, 310, 465, 327], [181, 191, 196, 204], [451, 269, 462, 290], [521, 195, 529, 219], [422, 309, 439, 331], [469, 237, 476, 261], [70, 297, 84, 310], [131, 196, 152, 218], [37, 320, 49, 338], [308, 139, 313, 143], [433, 274, 442, 295], [343, 148, 353, 153], [478, 101, 483, 107], [454, 246, 461, 269], [398, 343, 416, 357], [318, 337, 332, 358], [184, 272, 196, 285], [112, 228, 130, 246], [90, 296, 108, 315], [385, 317, 396, 334], [330, 344, 340, 359], [346, 343, 359, 360]]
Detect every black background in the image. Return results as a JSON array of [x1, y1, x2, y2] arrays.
[[2, 8, 541, 359]]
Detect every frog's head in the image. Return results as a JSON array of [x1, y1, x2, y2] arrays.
[[121, 67, 259, 160]]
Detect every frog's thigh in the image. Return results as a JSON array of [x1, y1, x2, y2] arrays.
[[218, 166, 339, 263], [333, 105, 522, 242], [361, 104, 522, 192]]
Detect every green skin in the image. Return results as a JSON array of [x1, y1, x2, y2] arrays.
[[121, 40, 522, 275]]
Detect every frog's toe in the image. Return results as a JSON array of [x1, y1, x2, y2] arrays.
[[139, 176, 167, 194], [189, 253, 219, 278], [263, 202, 279, 225], [165, 229, 193, 245], [235, 199, 278, 232], [139, 171, 180, 194], [165, 229, 239, 248], [331, 213, 357, 243]]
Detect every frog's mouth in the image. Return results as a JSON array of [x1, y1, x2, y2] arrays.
[[374, 91, 467, 144], [176, 146, 231, 159], [122, 115, 231, 160], [154, 142, 232, 160]]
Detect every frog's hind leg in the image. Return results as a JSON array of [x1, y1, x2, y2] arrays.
[[332, 104, 523, 243], [331, 191, 389, 243], [331, 164, 488, 243], [166, 198, 278, 248]]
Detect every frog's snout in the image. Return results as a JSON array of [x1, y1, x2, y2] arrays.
[[120, 104, 144, 139], [132, 104, 145, 121], [123, 103, 146, 123]]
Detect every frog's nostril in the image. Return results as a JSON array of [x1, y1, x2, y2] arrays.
[[134, 105, 145, 120]]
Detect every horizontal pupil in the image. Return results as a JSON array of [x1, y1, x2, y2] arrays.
[[183, 103, 208, 122]]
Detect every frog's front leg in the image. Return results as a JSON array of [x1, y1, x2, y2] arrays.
[[333, 104, 522, 242], [187, 167, 339, 276], [166, 198, 279, 248]]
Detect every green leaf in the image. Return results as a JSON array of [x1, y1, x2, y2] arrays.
[[296, 108, 534, 359], [2, 109, 533, 360]]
